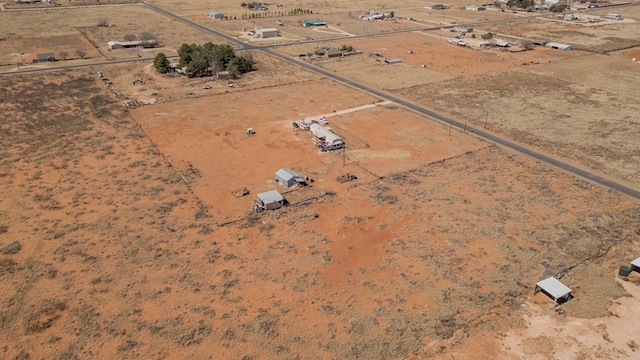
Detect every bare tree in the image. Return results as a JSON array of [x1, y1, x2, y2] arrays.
[[97, 19, 109, 27], [123, 33, 137, 41], [58, 51, 69, 60], [139, 32, 157, 47], [75, 49, 87, 59]]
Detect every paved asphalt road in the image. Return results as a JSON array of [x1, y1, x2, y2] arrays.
[[2, 1, 638, 200]]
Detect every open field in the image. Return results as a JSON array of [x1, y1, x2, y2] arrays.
[[395, 52, 640, 188], [2, 66, 640, 359], [2, 1, 640, 359], [0, 5, 229, 65]]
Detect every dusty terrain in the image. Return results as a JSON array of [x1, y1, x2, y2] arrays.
[[0, 5, 228, 66], [2, 0, 640, 359], [295, 27, 640, 188]]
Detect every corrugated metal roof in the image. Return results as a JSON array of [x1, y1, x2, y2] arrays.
[[536, 277, 572, 299], [546, 42, 573, 50], [257, 190, 284, 204], [276, 168, 300, 182], [37, 53, 55, 60], [385, 58, 402, 64], [631, 257, 640, 268]]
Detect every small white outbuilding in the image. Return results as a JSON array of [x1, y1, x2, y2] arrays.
[[534, 277, 572, 305]]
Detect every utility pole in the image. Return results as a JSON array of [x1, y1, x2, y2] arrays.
[[343, 146, 346, 166]]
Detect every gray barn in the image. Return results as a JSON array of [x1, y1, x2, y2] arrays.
[[275, 168, 304, 187]]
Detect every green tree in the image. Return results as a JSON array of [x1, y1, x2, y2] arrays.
[[178, 43, 198, 67], [549, 3, 568, 12], [390, 11, 395, 18], [154, 53, 170, 74], [506, 0, 533, 8], [186, 52, 210, 78], [212, 44, 235, 69]]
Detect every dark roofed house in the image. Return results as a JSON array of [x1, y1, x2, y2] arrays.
[[36, 53, 56, 62]]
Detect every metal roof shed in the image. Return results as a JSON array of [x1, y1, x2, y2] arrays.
[[207, 11, 224, 19], [535, 277, 572, 305], [257, 190, 285, 210], [546, 42, 573, 51], [631, 257, 640, 272], [275, 168, 304, 187], [385, 58, 402, 64], [36, 53, 56, 62]]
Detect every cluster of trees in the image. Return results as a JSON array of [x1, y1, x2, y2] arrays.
[[240, 2, 264, 9], [154, 43, 253, 78], [57, 49, 87, 60], [506, 0, 534, 9], [239, 8, 312, 19], [549, 4, 568, 12]]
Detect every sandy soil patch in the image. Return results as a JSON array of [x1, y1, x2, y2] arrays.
[[0, 5, 230, 65], [498, 278, 640, 359], [0, 34, 101, 65]]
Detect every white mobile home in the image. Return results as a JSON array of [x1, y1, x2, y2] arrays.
[[604, 13, 623, 20], [310, 123, 345, 151]]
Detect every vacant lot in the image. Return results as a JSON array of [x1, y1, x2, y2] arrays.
[[395, 53, 640, 187], [0, 5, 228, 65]]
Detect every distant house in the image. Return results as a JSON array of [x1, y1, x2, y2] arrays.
[[384, 58, 402, 64], [207, 11, 224, 19], [275, 168, 304, 187], [301, 19, 327, 27], [257, 190, 285, 210], [108, 40, 158, 50], [35, 53, 56, 62], [545, 42, 573, 51], [256, 28, 280, 38], [604, 13, 623, 20], [425, 4, 449, 9], [465, 5, 486, 11], [452, 26, 474, 33], [310, 123, 345, 151]]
